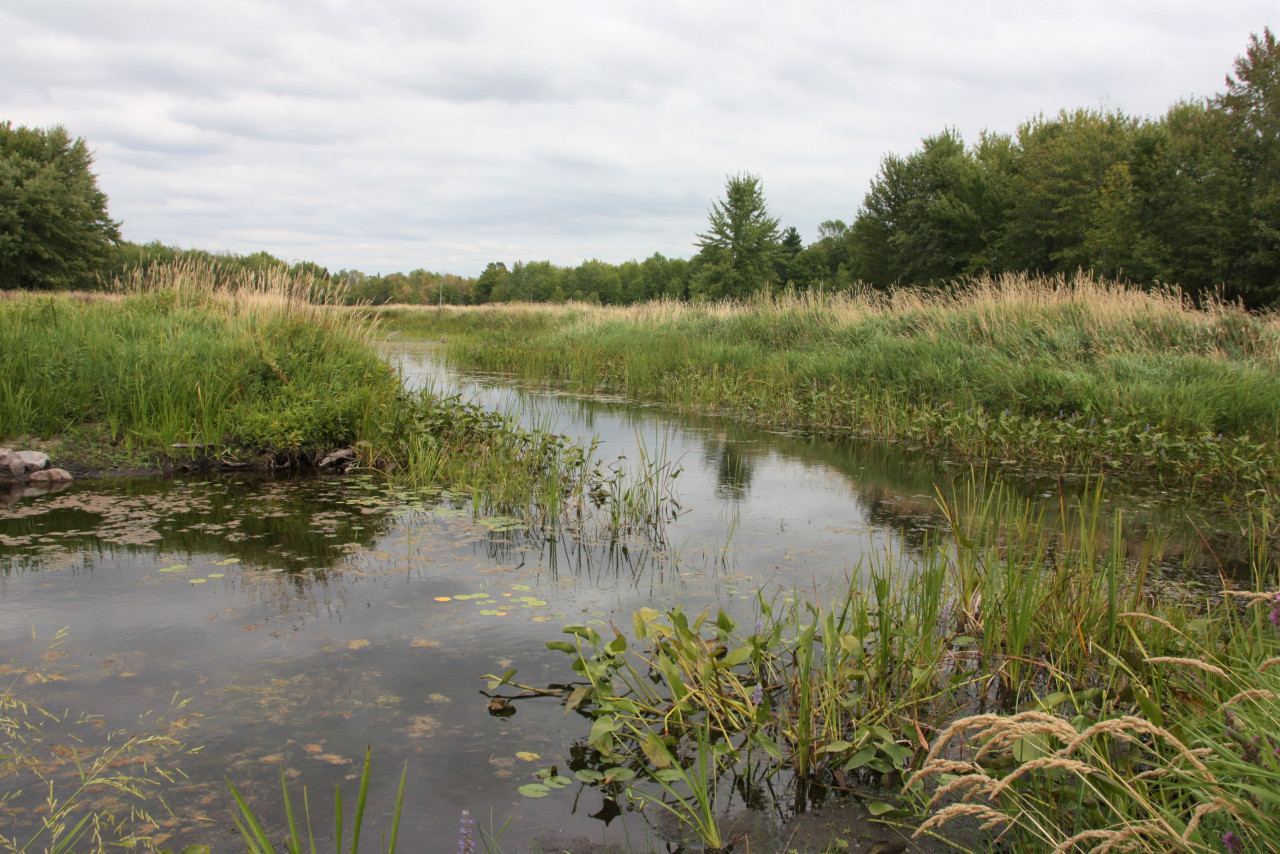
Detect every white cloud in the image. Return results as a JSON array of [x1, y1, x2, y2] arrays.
[[2, 0, 1273, 274]]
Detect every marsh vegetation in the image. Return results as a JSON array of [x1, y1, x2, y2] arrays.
[[3, 262, 1279, 854], [382, 276, 1280, 497]]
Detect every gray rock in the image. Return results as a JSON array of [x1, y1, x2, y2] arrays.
[[0, 449, 23, 479], [28, 468, 72, 483], [14, 450, 50, 472]]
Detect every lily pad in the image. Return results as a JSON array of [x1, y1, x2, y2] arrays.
[[517, 783, 549, 798], [477, 516, 525, 532]]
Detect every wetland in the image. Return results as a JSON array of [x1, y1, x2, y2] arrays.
[[3, 344, 1273, 853], [3, 271, 1279, 853]]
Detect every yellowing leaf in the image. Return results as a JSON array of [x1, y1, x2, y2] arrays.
[[515, 751, 540, 761]]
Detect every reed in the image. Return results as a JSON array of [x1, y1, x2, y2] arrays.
[[1, 261, 681, 535], [380, 275, 1280, 492], [1, 260, 393, 457], [525, 483, 1277, 851]]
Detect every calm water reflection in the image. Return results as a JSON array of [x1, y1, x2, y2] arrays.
[[0, 343, 1249, 852]]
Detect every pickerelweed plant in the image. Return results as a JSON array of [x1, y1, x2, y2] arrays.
[[498, 485, 1279, 853]]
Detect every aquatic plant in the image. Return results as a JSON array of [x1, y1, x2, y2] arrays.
[[506, 485, 1279, 851], [0, 631, 200, 854], [227, 746, 406, 854], [383, 276, 1280, 496]]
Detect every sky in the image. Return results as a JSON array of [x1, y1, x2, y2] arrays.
[[2, 1, 1274, 277]]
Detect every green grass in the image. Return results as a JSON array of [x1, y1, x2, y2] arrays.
[[1, 267, 395, 458], [379, 276, 1280, 493], [0, 262, 684, 526], [527, 485, 1280, 853]]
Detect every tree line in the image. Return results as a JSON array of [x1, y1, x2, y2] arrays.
[[3, 30, 1275, 306]]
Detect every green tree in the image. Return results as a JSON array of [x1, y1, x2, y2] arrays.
[[786, 241, 829, 290], [692, 172, 781, 299], [0, 122, 121, 289], [848, 130, 1011, 287], [999, 110, 1139, 275], [1217, 27, 1280, 304], [474, 261, 509, 303]]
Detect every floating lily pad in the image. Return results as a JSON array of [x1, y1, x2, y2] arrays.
[[189, 578, 207, 584], [516, 751, 540, 761], [433, 596, 453, 602], [517, 784, 549, 798], [511, 585, 532, 591], [208, 573, 225, 578], [477, 516, 525, 532], [478, 610, 508, 616], [214, 558, 240, 566]]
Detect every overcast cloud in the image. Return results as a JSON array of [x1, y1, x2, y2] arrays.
[[2, 1, 1274, 276]]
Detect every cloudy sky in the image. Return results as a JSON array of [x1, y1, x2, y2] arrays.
[[2, 1, 1273, 276]]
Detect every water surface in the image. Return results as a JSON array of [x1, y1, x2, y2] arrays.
[[0, 344, 1244, 852]]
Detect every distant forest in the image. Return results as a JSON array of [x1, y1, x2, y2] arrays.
[[4, 29, 1276, 307]]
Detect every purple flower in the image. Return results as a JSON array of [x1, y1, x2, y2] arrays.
[[459, 810, 475, 854], [1269, 592, 1280, 629], [1222, 830, 1242, 852], [752, 683, 764, 705], [755, 619, 764, 635]]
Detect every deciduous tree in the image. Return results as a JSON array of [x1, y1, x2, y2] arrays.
[[0, 122, 120, 289]]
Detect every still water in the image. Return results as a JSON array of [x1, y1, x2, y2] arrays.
[[0, 344, 1241, 852]]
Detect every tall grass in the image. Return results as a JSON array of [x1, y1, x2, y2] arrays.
[[1, 260, 393, 457], [530, 484, 1279, 852], [382, 275, 1280, 492], [1, 260, 686, 536]]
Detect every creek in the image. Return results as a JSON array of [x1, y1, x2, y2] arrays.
[[0, 341, 1249, 853]]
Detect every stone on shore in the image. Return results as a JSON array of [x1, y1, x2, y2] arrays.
[[14, 450, 50, 472], [28, 468, 73, 483], [0, 449, 23, 478], [0, 448, 72, 484]]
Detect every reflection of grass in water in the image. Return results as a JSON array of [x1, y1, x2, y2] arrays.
[[381, 279, 1280, 494], [0, 476, 397, 575]]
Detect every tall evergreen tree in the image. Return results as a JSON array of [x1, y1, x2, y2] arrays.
[[692, 173, 781, 299]]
